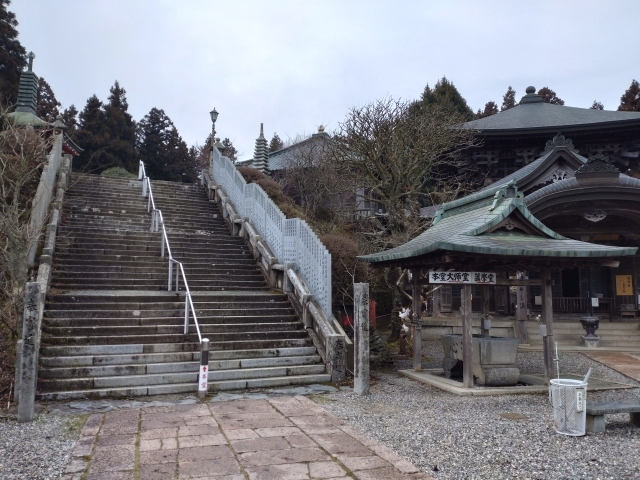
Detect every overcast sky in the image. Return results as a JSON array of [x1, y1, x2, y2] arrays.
[[13, 1, 640, 160]]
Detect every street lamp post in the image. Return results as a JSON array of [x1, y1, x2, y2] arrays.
[[209, 108, 218, 150]]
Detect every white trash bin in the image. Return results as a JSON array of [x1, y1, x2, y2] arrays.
[[549, 378, 587, 436]]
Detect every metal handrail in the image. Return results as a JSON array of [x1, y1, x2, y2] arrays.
[[138, 161, 202, 343]]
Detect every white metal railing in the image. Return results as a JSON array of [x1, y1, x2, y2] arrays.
[[211, 151, 332, 317], [138, 161, 202, 342]]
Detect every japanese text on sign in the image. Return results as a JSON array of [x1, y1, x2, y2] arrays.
[[429, 272, 496, 284], [616, 275, 633, 296]]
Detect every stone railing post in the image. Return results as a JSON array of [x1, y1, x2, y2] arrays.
[[354, 283, 370, 395], [18, 282, 41, 422]]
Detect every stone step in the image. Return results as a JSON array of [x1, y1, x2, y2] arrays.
[[44, 316, 299, 328], [44, 308, 293, 319], [39, 358, 324, 380], [42, 321, 303, 337], [38, 364, 326, 391], [36, 373, 332, 400]]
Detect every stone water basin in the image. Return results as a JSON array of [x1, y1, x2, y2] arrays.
[[441, 334, 520, 386]]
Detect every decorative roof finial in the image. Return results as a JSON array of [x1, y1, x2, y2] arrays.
[[318, 125, 325, 133], [525, 86, 535, 94], [27, 52, 35, 71], [259, 123, 264, 138]]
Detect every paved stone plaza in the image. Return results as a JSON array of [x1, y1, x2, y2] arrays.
[[60, 395, 431, 480]]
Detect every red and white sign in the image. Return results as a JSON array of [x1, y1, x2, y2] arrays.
[[198, 365, 208, 393]]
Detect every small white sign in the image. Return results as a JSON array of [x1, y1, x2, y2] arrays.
[[198, 365, 208, 393], [576, 389, 585, 413], [591, 297, 599, 307], [535, 296, 542, 305], [429, 271, 496, 284]]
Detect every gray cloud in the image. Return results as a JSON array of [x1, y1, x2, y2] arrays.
[[13, 0, 640, 160]]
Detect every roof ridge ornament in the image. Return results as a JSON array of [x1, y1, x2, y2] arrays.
[[575, 153, 620, 184], [542, 133, 578, 154]]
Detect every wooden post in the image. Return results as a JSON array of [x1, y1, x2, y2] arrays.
[[516, 281, 528, 343], [481, 285, 490, 335], [541, 267, 554, 383], [412, 269, 422, 371], [462, 284, 473, 388], [354, 283, 370, 395]]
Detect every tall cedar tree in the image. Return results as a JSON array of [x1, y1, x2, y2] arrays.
[[137, 107, 196, 183], [590, 101, 604, 110], [36, 77, 60, 121], [220, 137, 237, 161], [537, 87, 565, 105], [269, 133, 284, 152], [0, 1, 26, 105], [103, 81, 137, 172], [476, 101, 498, 119], [413, 77, 475, 121], [618, 80, 640, 112], [501, 86, 517, 111], [62, 104, 78, 136], [75, 95, 111, 173]]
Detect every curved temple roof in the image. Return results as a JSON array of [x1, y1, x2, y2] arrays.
[[358, 181, 636, 266], [461, 89, 640, 134]]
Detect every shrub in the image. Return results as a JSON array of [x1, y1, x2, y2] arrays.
[[101, 166, 136, 178]]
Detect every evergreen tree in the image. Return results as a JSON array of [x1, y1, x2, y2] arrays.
[[137, 108, 196, 182], [0, 0, 26, 106], [36, 76, 60, 121], [269, 133, 284, 152], [476, 101, 499, 119], [62, 104, 78, 136], [220, 137, 237, 161], [618, 80, 640, 112], [75, 95, 111, 173], [103, 81, 137, 172], [590, 100, 604, 110], [537, 87, 564, 105], [414, 77, 474, 120], [501, 86, 517, 111]]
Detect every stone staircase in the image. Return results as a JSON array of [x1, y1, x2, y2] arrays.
[[37, 173, 329, 400], [526, 320, 640, 348]]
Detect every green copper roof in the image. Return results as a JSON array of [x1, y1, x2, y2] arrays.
[[358, 182, 636, 264], [7, 110, 50, 127]]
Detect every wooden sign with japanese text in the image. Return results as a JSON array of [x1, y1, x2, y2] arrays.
[[429, 272, 496, 284], [616, 275, 633, 296]]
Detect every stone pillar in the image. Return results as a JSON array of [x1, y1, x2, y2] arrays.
[[327, 334, 346, 383], [541, 267, 554, 384], [432, 287, 441, 317], [13, 340, 22, 404], [516, 283, 528, 343], [412, 269, 422, 371], [354, 283, 369, 395], [462, 284, 474, 388], [18, 282, 41, 422]]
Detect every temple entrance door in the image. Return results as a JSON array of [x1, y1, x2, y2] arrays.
[[562, 267, 581, 297], [440, 285, 452, 312]]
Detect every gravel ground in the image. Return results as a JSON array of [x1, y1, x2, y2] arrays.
[[0, 414, 81, 480], [316, 340, 640, 480]]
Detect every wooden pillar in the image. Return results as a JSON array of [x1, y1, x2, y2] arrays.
[[412, 269, 422, 371], [541, 267, 554, 384], [481, 285, 490, 336], [516, 281, 528, 343], [462, 284, 473, 388]]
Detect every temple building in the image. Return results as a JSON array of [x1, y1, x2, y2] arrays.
[[432, 86, 640, 326]]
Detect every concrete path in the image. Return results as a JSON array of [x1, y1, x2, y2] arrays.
[[585, 352, 640, 382], [60, 395, 431, 480]]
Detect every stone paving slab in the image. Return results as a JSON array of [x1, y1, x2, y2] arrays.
[[60, 395, 432, 480], [585, 351, 640, 382]]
